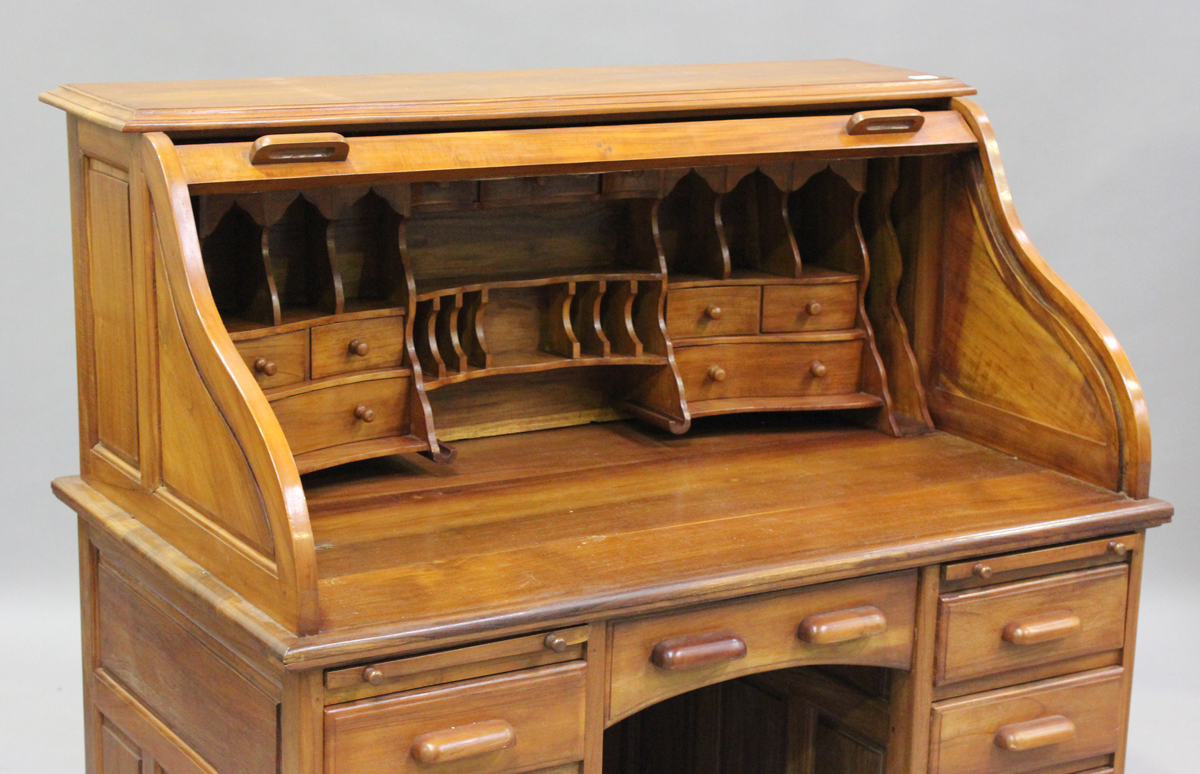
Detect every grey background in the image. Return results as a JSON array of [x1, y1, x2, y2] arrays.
[[1, 1, 1195, 771]]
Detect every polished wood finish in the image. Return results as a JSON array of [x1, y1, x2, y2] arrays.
[[45, 61, 1167, 774]]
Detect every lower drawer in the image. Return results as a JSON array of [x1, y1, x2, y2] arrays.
[[674, 340, 863, 401], [608, 571, 916, 723], [325, 662, 586, 774], [270, 375, 410, 455], [930, 667, 1124, 774]]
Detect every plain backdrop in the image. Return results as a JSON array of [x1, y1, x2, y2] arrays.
[[1, 2, 1196, 771]]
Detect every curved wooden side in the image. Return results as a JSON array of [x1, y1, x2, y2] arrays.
[[943, 98, 1150, 496], [140, 132, 320, 633]]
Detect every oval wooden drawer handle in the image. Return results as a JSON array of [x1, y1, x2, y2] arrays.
[[354, 405, 376, 423], [1001, 612, 1082, 645], [650, 630, 747, 671], [410, 720, 516, 764], [348, 339, 370, 357], [994, 715, 1077, 751], [708, 365, 727, 382], [846, 108, 925, 136], [704, 304, 723, 320], [810, 361, 827, 378], [798, 605, 888, 645], [250, 132, 349, 164], [806, 301, 823, 316], [253, 357, 278, 376]]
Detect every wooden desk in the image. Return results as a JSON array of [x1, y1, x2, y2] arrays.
[[43, 60, 1168, 774]]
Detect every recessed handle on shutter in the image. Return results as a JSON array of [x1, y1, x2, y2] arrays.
[[994, 715, 1077, 751], [650, 630, 747, 670], [410, 720, 516, 764], [845, 109, 925, 136], [1002, 612, 1082, 645], [250, 132, 350, 164], [798, 606, 888, 645]]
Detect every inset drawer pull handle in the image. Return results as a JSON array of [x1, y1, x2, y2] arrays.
[[704, 304, 723, 320], [410, 719, 517, 764], [810, 361, 827, 378], [845, 108, 925, 136], [349, 339, 370, 357], [249, 132, 350, 164], [354, 405, 376, 423], [253, 358, 277, 376], [806, 301, 823, 316], [708, 365, 727, 382], [651, 630, 747, 671], [994, 715, 1077, 751], [798, 605, 888, 645], [1001, 612, 1082, 645]]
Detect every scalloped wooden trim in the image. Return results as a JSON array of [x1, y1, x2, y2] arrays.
[[950, 98, 1151, 497]]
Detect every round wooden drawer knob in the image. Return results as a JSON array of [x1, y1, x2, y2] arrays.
[[1108, 541, 1128, 557], [704, 305, 723, 320], [708, 365, 727, 382], [544, 633, 569, 653], [354, 405, 376, 423], [253, 358, 277, 376], [806, 301, 823, 316], [349, 339, 370, 357], [973, 562, 994, 580], [810, 361, 827, 378], [362, 666, 385, 686]]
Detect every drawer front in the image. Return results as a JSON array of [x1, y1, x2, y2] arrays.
[[666, 286, 761, 339], [609, 571, 916, 723], [761, 283, 858, 332], [480, 174, 598, 204], [674, 340, 863, 400], [412, 180, 478, 209], [235, 330, 309, 389], [325, 662, 586, 774], [601, 169, 661, 197], [311, 317, 406, 378], [271, 376, 410, 455], [936, 565, 1128, 685], [931, 667, 1124, 774]]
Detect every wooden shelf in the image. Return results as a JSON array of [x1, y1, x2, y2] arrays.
[[687, 394, 883, 417], [425, 349, 669, 388], [668, 266, 858, 288], [415, 267, 662, 300], [226, 305, 404, 341], [294, 435, 430, 475]]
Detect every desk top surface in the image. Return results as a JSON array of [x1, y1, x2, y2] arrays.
[[40, 59, 974, 134], [291, 419, 1168, 658]]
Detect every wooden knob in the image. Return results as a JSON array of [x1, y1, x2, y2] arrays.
[[994, 715, 1077, 751], [1108, 540, 1128, 557], [798, 606, 888, 645], [973, 563, 994, 580], [253, 358, 277, 376], [708, 365, 727, 382], [534, 176, 550, 187], [651, 630, 747, 671], [1002, 612, 1082, 646], [411, 720, 517, 764], [349, 339, 370, 357], [354, 405, 376, 423], [704, 305, 723, 320], [544, 633, 569, 653], [806, 301, 823, 316], [362, 666, 385, 686], [810, 361, 827, 378]]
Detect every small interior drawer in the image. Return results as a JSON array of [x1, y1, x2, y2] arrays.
[[761, 282, 858, 333], [234, 330, 309, 389], [674, 340, 863, 401], [608, 571, 916, 724], [930, 667, 1124, 774], [666, 286, 761, 339], [936, 565, 1128, 686], [325, 662, 586, 774], [270, 376, 410, 455], [311, 316, 406, 379]]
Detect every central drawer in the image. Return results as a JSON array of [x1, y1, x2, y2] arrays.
[[673, 339, 864, 400], [607, 571, 916, 724], [325, 662, 586, 774]]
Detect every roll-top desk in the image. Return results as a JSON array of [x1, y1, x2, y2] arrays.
[[42, 61, 1171, 774]]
